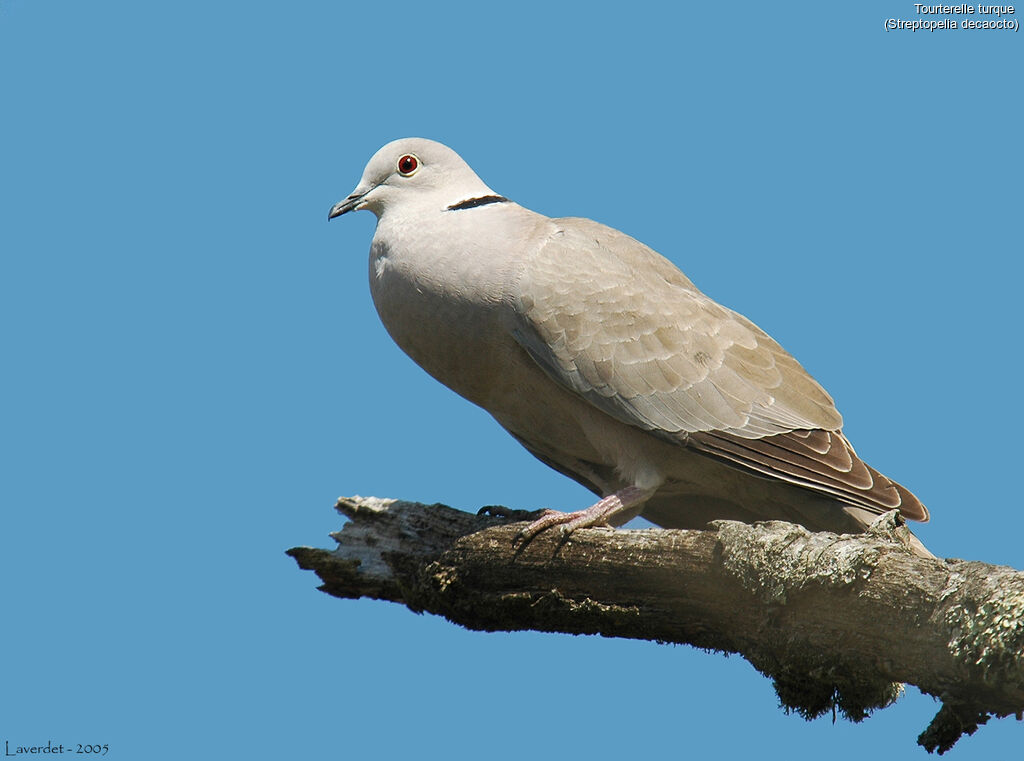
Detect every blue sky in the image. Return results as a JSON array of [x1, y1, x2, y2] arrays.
[[2, 1, 1020, 758]]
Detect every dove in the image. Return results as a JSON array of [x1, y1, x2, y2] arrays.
[[329, 138, 931, 554]]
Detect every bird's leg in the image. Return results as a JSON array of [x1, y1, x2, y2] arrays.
[[514, 486, 655, 546]]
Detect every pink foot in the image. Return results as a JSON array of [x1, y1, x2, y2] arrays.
[[514, 486, 654, 546]]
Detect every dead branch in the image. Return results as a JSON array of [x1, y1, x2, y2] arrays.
[[287, 496, 1024, 754]]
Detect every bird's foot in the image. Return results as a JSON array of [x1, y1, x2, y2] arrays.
[[477, 505, 552, 521], [513, 486, 654, 547]]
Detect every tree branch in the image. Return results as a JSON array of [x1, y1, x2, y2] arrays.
[[287, 496, 1024, 753]]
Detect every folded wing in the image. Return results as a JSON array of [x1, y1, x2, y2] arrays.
[[510, 216, 927, 521]]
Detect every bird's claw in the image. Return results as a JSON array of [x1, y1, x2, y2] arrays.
[[513, 508, 602, 549], [478, 505, 550, 521], [511, 509, 560, 545]]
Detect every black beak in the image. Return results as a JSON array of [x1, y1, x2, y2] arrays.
[[328, 193, 364, 220]]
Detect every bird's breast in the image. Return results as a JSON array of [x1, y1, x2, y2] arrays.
[[367, 227, 521, 409]]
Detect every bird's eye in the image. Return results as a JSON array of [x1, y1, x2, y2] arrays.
[[397, 154, 419, 176]]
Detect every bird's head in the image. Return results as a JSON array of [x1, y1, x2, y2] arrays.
[[328, 138, 496, 221]]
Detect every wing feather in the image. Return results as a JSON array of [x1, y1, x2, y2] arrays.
[[512, 217, 841, 438], [510, 216, 928, 521]]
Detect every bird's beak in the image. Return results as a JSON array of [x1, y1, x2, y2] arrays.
[[328, 192, 365, 220]]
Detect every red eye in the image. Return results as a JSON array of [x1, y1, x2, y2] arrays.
[[397, 154, 419, 176]]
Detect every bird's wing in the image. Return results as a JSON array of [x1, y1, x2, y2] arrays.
[[510, 216, 927, 520], [512, 216, 841, 438]]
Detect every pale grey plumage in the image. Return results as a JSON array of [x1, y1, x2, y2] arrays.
[[512, 217, 842, 438], [330, 138, 930, 552]]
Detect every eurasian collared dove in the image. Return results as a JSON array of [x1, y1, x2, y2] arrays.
[[329, 138, 930, 554]]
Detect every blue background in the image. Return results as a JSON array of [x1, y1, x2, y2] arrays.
[[2, 1, 1020, 758]]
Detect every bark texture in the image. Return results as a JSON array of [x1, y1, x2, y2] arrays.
[[287, 496, 1024, 753]]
